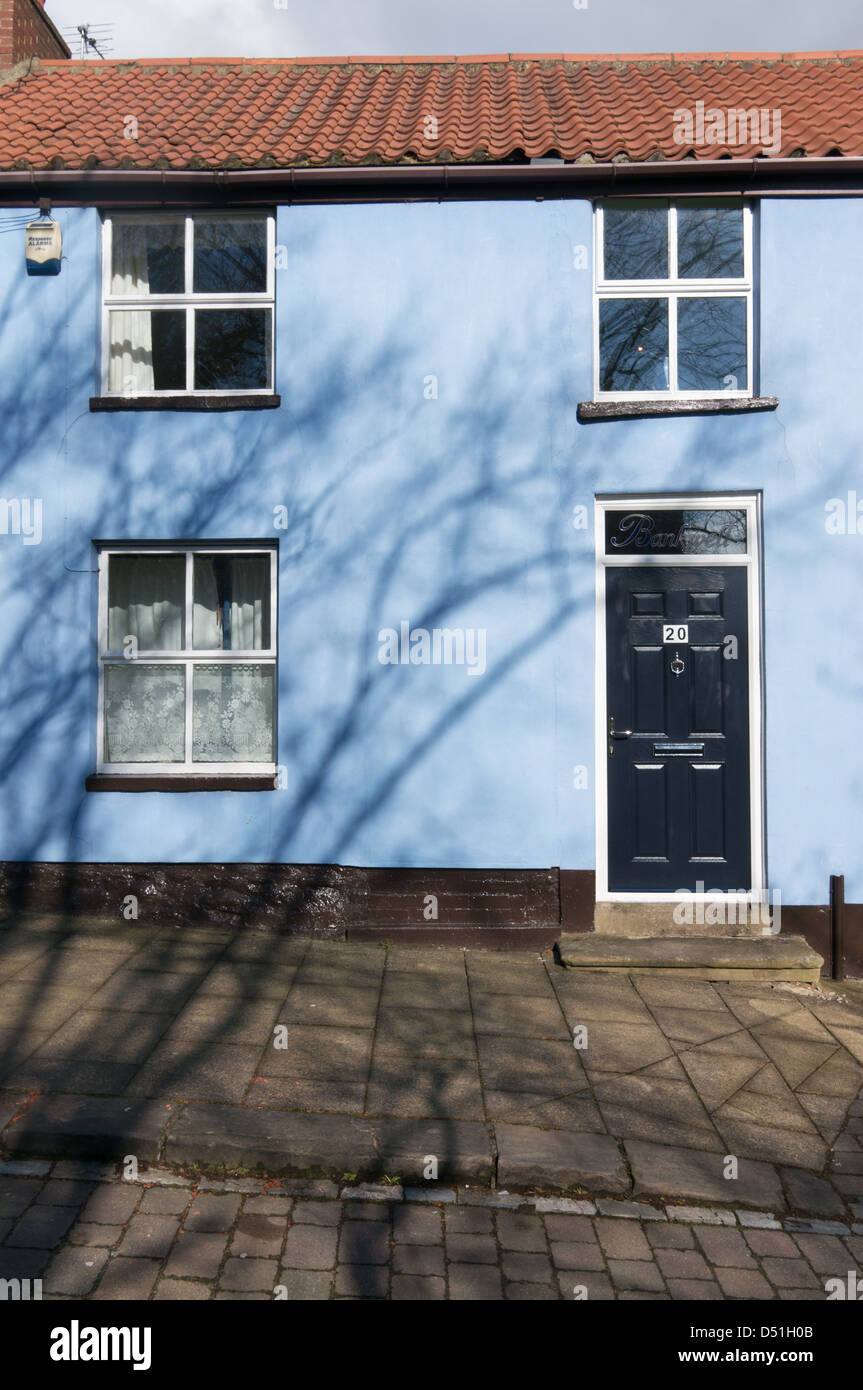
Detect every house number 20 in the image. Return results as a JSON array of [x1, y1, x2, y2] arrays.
[[662, 624, 689, 644]]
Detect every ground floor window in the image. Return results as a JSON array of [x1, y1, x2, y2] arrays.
[[96, 543, 277, 775]]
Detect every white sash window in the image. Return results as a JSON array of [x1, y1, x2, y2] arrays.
[[101, 213, 275, 396], [97, 545, 277, 774], [594, 199, 753, 401]]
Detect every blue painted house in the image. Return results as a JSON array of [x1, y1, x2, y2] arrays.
[[0, 4, 861, 969]]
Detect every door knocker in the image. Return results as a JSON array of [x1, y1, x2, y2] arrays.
[[670, 650, 685, 677]]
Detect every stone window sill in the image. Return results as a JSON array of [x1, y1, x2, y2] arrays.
[[86, 774, 276, 792], [89, 394, 280, 413], [577, 397, 779, 422]]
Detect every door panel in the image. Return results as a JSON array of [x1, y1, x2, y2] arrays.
[[634, 763, 668, 860], [690, 762, 726, 859], [690, 645, 724, 733], [606, 565, 750, 891], [633, 647, 666, 732]]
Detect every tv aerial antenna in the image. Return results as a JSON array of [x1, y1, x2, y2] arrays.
[[61, 23, 115, 60]]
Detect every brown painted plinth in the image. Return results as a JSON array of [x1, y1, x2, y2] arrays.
[[0, 861, 594, 941]]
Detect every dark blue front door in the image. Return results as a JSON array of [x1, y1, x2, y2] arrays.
[[606, 565, 751, 892]]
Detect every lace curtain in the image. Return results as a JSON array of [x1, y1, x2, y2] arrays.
[[192, 665, 274, 762], [104, 665, 185, 762]]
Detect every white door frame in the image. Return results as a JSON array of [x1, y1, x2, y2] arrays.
[[594, 492, 766, 905]]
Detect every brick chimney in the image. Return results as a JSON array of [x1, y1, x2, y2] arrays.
[[0, 0, 70, 71]]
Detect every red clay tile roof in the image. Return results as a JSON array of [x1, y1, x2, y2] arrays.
[[0, 50, 861, 172]]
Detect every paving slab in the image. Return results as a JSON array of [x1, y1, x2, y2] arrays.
[[365, 1056, 482, 1119], [279, 985, 379, 1029], [648, 1006, 743, 1046], [676, 1048, 766, 1110], [374, 1007, 476, 1058], [125, 1042, 263, 1103], [165, 1104, 380, 1177], [496, 1125, 629, 1192], [484, 1091, 605, 1133], [25, 1009, 171, 1063], [251, 1077, 367, 1112], [715, 1117, 829, 1170], [550, 974, 654, 1024], [625, 1139, 784, 1210], [471, 994, 569, 1039], [379, 973, 471, 1010], [466, 958, 556, 998], [258, 1024, 373, 1081], [632, 977, 728, 1011], [197, 963, 299, 999], [779, 1167, 847, 1218], [579, 1020, 675, 1074], [476, 1035, 588, 1095], [0, 1095, 167, 1161], [593, 1074, 724, 1152], [374, 1118, 493, 1184], [4, 1059, 139, 1095], [164, 996, 281, 1045]]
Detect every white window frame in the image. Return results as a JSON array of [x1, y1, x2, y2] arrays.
[[100, 211, 276, 397], [593, 200, 753, 402], [96, 543, 278, 775]]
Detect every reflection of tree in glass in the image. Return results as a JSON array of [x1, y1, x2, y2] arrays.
[[681, 509, 747, 553], [194, 220, 267, 293], [195, 310, 270, 390], [603, 205, 668, 279], [678, 207, 744, 279], [151, 311, 186, 390], [600, 298, 668, 391], [146, 241, 184, 293], [678, 298, 747, 391]]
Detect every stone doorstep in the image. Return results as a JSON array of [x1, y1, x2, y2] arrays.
[[556, 934, 823, 984]]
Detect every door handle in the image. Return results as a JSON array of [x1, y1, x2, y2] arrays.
[[608, 716, 633, 758]]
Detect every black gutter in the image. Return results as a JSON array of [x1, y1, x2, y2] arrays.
[[0, 158, 862, 206]]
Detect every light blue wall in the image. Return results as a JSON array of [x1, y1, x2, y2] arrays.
[[0, 196, 860, 903]]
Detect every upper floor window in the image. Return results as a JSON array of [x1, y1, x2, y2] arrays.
[[594, 199, 752, 401], [101, 212, 274, 396]]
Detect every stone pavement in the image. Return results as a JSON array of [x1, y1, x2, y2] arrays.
[[1, 913, 863, 1227], [2, 1164, 862, 1301]]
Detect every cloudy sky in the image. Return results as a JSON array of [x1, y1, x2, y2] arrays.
[[46, 0, 862, 62]]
